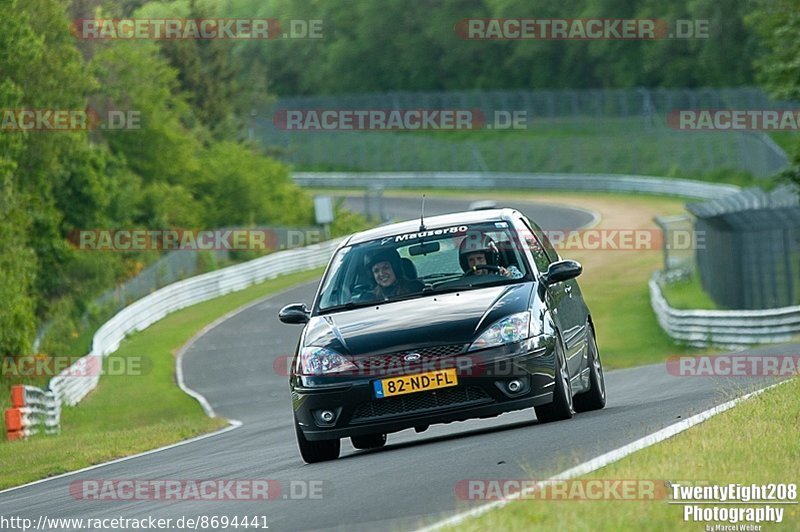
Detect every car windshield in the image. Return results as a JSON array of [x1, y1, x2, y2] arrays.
[[317, 222, 529, 312]]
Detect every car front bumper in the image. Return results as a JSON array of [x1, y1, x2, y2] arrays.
[[290, 336, 558, 441]]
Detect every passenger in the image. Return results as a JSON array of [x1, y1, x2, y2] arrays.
[[458, 234, 523, 279], [364, 249, 424, 299]]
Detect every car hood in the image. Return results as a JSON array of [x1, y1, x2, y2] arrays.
[[304, 283, 532, 356]]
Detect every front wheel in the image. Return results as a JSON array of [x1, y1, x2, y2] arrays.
[[295, 423, 340, 463], [534, 334, 574, 423], [573, 325, 606, 412]]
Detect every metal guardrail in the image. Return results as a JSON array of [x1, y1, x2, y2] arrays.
[[292, 172, 742, 200], [50, 240, 341, 406], [6, 240, 341, 439], [3, 173, 785, 440], [649, 272, 800, 348]]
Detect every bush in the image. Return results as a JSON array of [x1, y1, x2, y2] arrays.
[[197, 142, 314, 227]]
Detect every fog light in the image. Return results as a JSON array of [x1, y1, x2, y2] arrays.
[[312, 408, 340, 426], [507, 379, 523, 393]]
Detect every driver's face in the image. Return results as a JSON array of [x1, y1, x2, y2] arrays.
[[467, 252, 487, 275], [371, 260, 397, 287]]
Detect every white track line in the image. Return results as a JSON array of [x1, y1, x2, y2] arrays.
[[174, 291, 286, 419], [0, 281, 319, 496], [0, 421, 242, 496], [416, 379, 792, 531]]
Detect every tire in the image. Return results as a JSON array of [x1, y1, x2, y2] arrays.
[[351, 433, 387, 450], [534, 334, 574, 423], [573, 325, 606, 413], [295, 423, 340, 463]]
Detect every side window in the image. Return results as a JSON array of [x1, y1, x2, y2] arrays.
[[516, 218, 555, 273], [318, 247, 351, 308], [535, 228, 560, 264]]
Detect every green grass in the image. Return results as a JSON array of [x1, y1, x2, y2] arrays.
[[0, 188, 720, 488], [444, 377, 800, 531], [769, 131, 799, 155], [281, 115, 771, 184], [0, 268, 323, 490], [579, 253, 695, 368], [414, 116, 658, 141], [660, 272, 719, 310]]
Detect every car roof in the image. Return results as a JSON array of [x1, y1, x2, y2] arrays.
[[344, 208, 520, 246]]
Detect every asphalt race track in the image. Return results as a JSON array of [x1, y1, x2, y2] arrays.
[[0, 198, 795, 531], [336, 194, 597, 230]]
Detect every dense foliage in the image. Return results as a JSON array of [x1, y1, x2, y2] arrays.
[[0, 0, 313, 357], [224, 0, 759, 95], [0, 0, 798, 357], [746, 0, 800, 189]]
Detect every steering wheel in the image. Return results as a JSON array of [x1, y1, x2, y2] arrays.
[[465, 264, 501, 276], [351, 283, 376, 301]]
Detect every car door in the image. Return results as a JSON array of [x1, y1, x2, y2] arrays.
[[516, 216, 585, 381]]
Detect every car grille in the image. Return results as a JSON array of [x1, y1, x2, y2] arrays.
[[356, 344, 465, 370], [351, 386, 492, 422]]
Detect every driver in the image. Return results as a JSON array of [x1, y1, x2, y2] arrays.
[[459, 233, 523, 279], [364, 248, 424, 300]]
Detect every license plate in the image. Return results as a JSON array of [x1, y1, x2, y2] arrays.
[[373, 368, 458, 399]]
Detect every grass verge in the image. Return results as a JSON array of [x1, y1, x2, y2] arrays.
[[0, 268, 323, 490], [447, 377, 800, 531], [0, 187, 718, 487], [660, 272, 719, 310], [288, 118, 766, 186]]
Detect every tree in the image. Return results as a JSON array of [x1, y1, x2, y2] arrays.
[[747, 0, 800, 189]]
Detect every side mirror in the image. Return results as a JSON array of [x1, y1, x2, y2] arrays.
[[543, 260, 582, 286], [278, 303, 310, 324]]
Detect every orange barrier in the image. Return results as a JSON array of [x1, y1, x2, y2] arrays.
[[11, 384, 24, 407], [5, 385, 26, 441]]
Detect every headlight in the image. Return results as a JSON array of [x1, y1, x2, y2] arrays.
[[299, 346, 357, 375], [469, 311, 533, 351]]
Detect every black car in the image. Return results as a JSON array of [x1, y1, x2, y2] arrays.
[[279, 208, 606, 463]]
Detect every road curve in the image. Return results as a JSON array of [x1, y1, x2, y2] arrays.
[[0, 198, 794, 531]]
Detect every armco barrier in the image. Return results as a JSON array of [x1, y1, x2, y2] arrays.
[[0, 175, 769, 440], [5, 385, 60, 441], [649, 272, 800, 347], [8, 239, 342, 440], [292, 172, 742, 200], [50, 239, 342, 406]]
